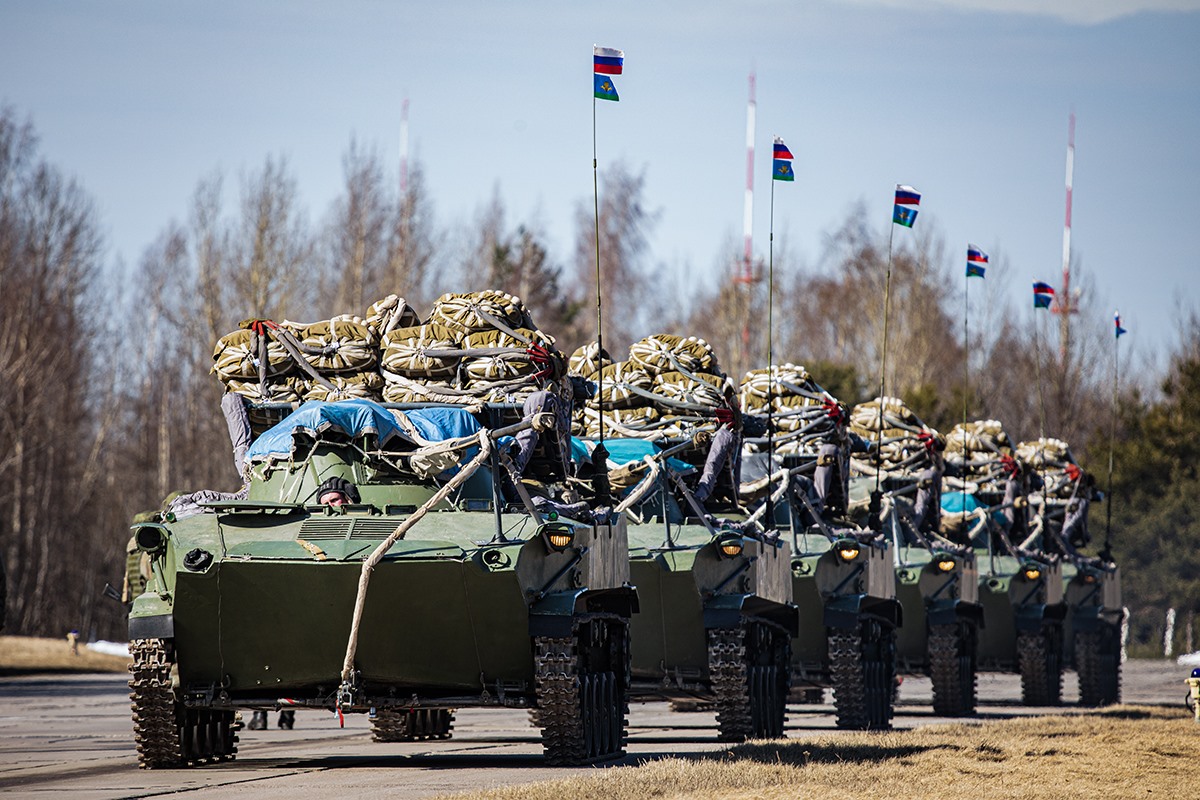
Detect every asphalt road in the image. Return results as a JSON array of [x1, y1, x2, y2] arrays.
[[0, 660, 1189, 800]]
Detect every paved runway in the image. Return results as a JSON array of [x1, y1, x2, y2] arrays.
[[0, 659, 1188, 800]]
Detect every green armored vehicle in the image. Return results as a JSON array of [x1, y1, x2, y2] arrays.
[[740, 375, 902, 731], [1017, 437, 1122, 707], [127, 399, 636, 767], [567, 337, 796, 742], [937, 425, 1068, 706], [843, 400, 983, 719], [588, 436, 796, 742]]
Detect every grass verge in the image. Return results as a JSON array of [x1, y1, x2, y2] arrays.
[[436, 706, 1199, 800], [0, 635, 129, 674]]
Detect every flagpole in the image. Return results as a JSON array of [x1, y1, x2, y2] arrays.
[[591, 70, 609, 503], [1104, 313, 1120, 559], [962, 254, 970, 514], [765, 174, 776, 525], [875, 221, 896, 498], [1033, 298, 1049, 548]]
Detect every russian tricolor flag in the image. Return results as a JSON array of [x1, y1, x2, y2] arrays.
[[895, 185, 920, 206], [1033, 281, 1055, 308], [967, 245, 988, 277], [1115, 311, 1127, 338], [773, 137, 794, 160], [593, 45, 624, 75]]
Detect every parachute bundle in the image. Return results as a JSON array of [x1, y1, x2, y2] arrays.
[[738, 364, 841, 455], [850, 396, 942, 476], [213, 291, 565, 409], [944, 420, 1013, 483], [570, 334, 729, 441], [1016, 437, 1081, 500]]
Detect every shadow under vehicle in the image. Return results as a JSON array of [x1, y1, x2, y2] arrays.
[[126, 399, 636, 768], [597, 437, 796, 743]]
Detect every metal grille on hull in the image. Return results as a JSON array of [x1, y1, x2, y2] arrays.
[[297, 517, 403, 540]]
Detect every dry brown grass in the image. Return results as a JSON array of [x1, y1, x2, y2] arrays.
[[0, 635, 130, 674], [437, 707, 1200, 800]]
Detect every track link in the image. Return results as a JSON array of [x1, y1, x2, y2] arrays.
[[1018, 627, 1064, 706], [928, 621, 978, 717], [830, 620, 895, 730], [371, 708, 456, 742], [533, 616, 629, 766]]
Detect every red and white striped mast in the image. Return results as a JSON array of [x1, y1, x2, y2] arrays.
[[739, 72, 756, 357], [1055, 111, 1077, 357], [399, 97, 410, 194]]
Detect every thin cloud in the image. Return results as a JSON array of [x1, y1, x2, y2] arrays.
[[839, 0, 1200, 24]]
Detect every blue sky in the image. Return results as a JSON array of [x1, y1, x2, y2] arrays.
[[2, 0, 1197, 371]]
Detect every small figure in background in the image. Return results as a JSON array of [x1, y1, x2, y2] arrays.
[[67, 629, 79, 656]]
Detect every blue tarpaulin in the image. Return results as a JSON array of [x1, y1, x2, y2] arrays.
[[941, 491, 981, 515], [246, 400, 409, 461], [404, 407, 483, 444], [570, 437, 693, 473]]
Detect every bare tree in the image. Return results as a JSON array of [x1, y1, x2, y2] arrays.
[[319, 140, 391, 316]]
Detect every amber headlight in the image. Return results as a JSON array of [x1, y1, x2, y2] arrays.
[[717, 534, 744, 558], [1022, 564, 1043, 581], [1083, 572, 1098, 584], [935, 554, 957, 573], [542, 523, 575, 551], [835, 539, 861, 563]]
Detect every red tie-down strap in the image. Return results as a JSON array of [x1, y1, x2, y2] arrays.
[[1065, 463, 1082, 481], [917, 431, 937, 452], [822, 399, 844, 425], [714, 407, 735, 427], [247, 319, 281, 337], [526, 342, 555, 380], [1000, 454, 1020, 478]]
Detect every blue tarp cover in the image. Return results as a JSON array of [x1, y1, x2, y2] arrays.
[[247, 400, 409, 461], [571, 437, 692, 473], [941, 491, 981, 515], [404, 407, 483, 444]]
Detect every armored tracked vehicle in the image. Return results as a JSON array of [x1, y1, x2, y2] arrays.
[[741, 375, 902, 730], [938, 424, 1067, 706], [844, 399, 982, 719], [1016, 437, 1122, 706], [611, 437, 796, 742], [127, 399, 636, 767]]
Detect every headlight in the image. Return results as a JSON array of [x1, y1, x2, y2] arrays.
[[1022, 565, 1043, 581], [1082, 572, 1098, 584], [835, 539, 861, 563], [133, 524, 168, 555], [935, 554, 957, 573], [542, 523, 575, 551], [717, 534, 744, 558]]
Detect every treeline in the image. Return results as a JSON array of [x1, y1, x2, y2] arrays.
[[0, 107, 1191, 646]]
